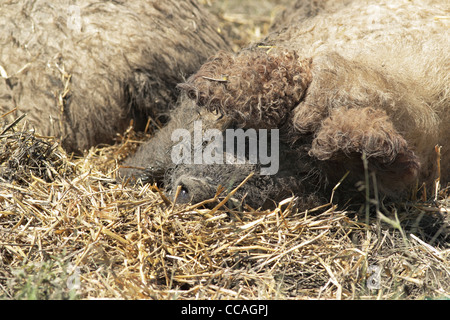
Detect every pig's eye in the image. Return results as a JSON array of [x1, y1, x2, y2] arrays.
[[175, 184, 191, 203], [180, 184, 189, 195]]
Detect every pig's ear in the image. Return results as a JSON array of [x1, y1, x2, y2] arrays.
[[178, 49, 312, 129], [309, 107, 420, 195]]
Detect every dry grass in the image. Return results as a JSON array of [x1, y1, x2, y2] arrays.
[[1, 1, 449, 300], [0, 112, 448, 300]]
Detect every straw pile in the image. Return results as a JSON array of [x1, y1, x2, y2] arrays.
[[0, 110, 448, 300], [1, 0, 449, 300]]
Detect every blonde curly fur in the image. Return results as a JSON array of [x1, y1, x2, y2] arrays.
[[0, 0, 229, 152]]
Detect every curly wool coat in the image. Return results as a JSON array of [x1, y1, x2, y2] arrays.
[[0, 0, 229, 153]]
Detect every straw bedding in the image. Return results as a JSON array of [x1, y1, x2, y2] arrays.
[[0, 113, 448, 299]]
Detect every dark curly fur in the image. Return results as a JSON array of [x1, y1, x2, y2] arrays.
[[310, 107, 421, 194], [166, 146, 322, 209], [178, 49, 312, 129]]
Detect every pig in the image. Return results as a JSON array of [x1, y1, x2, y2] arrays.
[[0, 0, 230, 153], [120, 0, 449, 208]]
